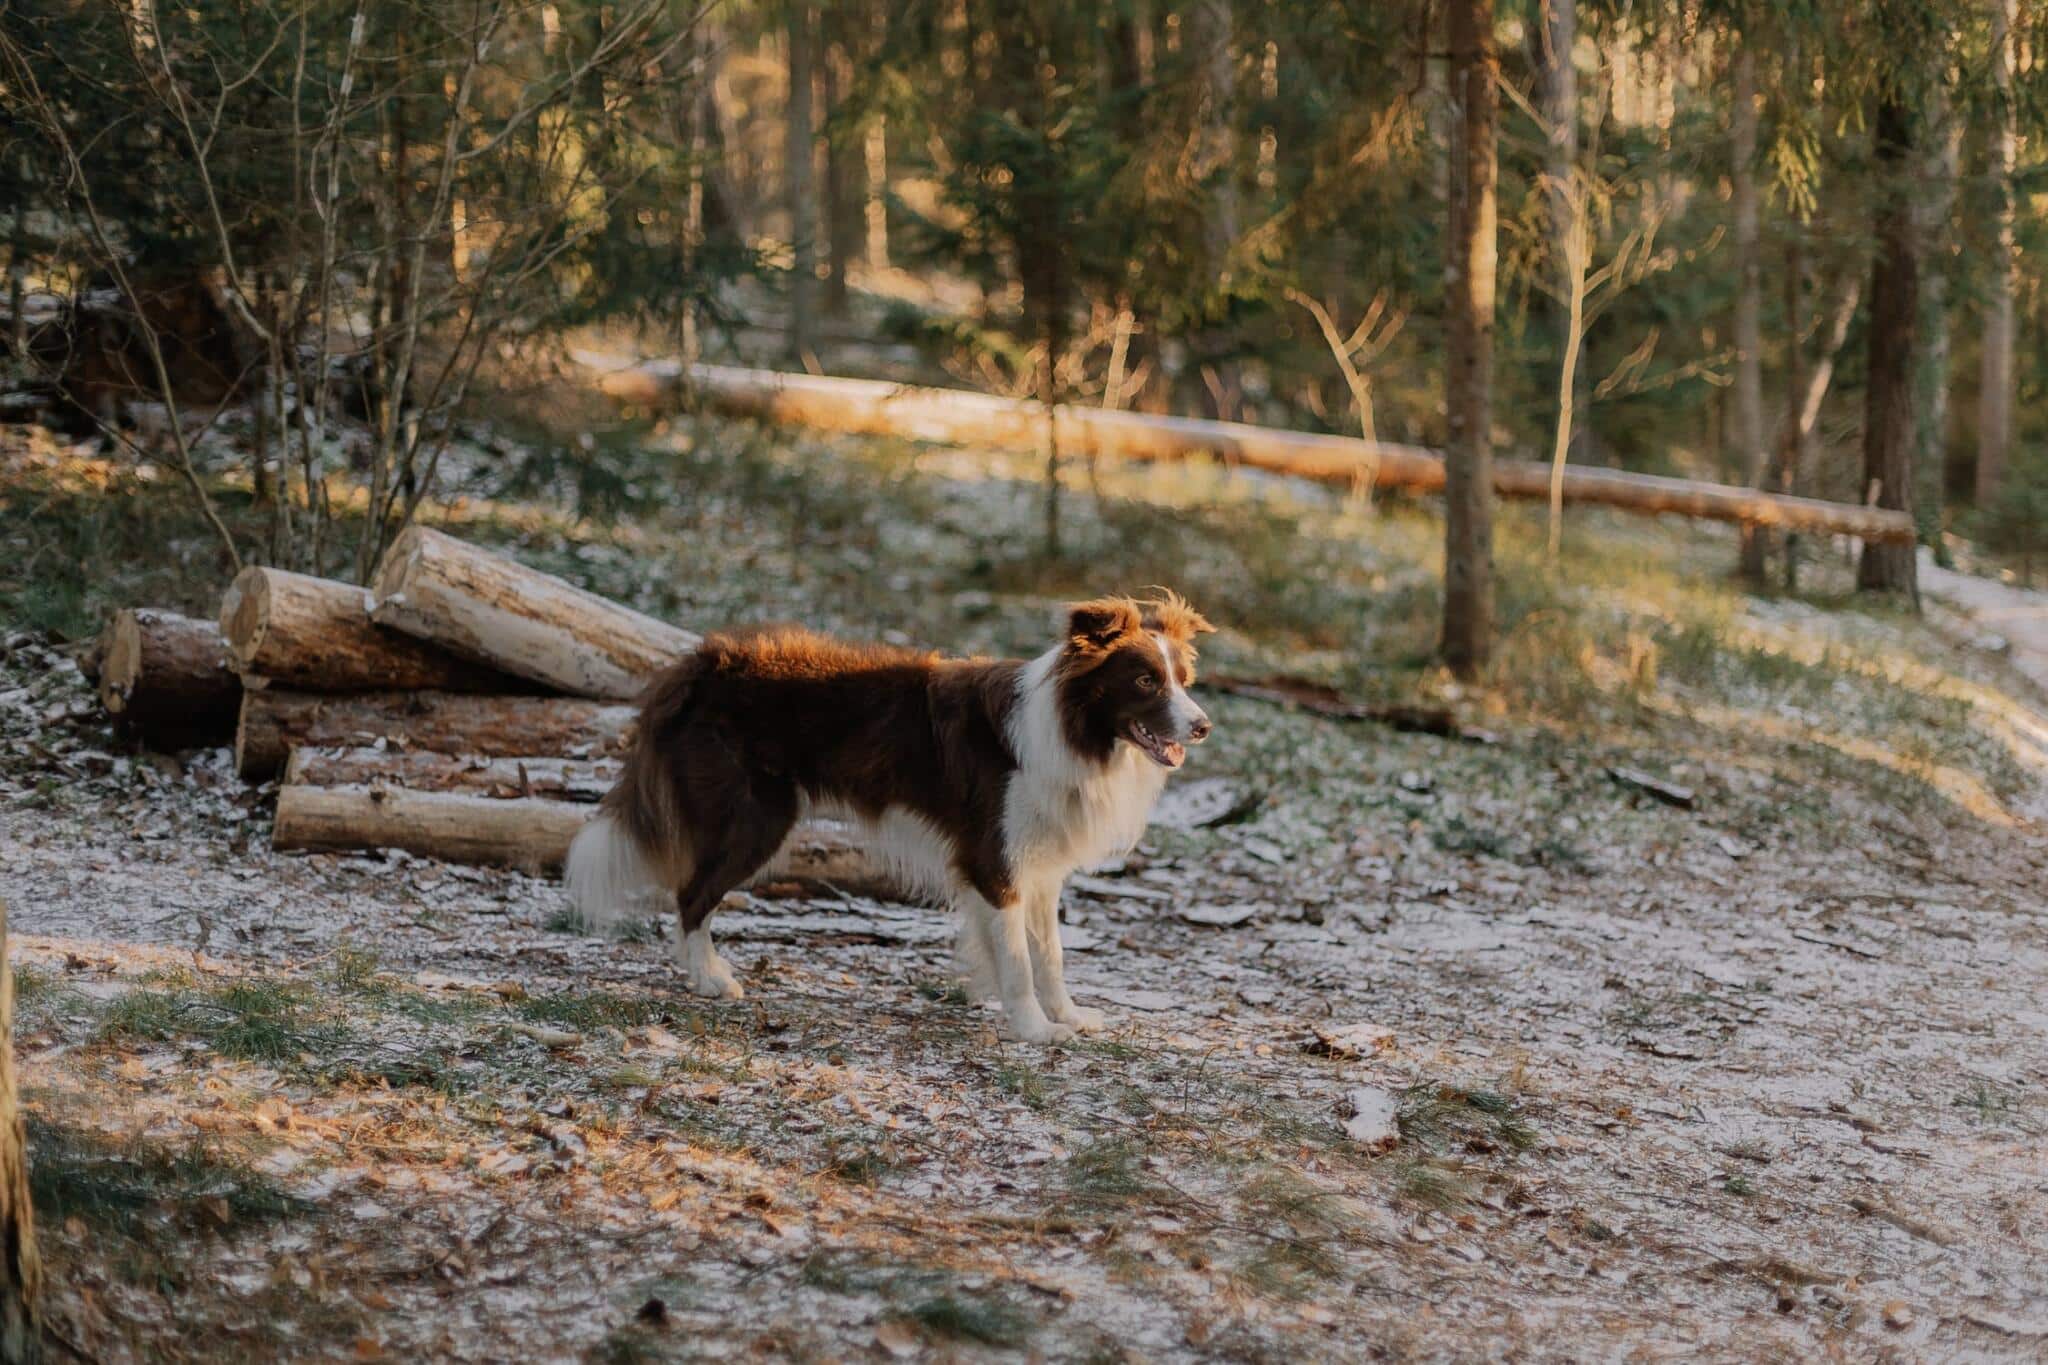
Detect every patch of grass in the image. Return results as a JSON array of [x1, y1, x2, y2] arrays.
[[1397, 1084, 1538, 1156], [97, 978, 348, 1064], [993, 1060, 1052, 1110], [516, 989, 665, 1032], [1954, 1080, 2020, 1125], [1062, 1137, 1168, 1211], [28, 1115, 304, 1240], [1392, 1157, 1476, 1210], [906, 1292, 1031, 1347], [1722, 1174, 1757, 1197]]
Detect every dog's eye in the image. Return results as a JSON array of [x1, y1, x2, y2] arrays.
[[1135, 673, 1159, 692]]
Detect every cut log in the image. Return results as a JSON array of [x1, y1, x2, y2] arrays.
[[235, 690, 636, 781], [1200, 673, 1467, 739], [95, 608, 242, 750], [272, 786, 899, 897], [219, 566, 520, 693], [283, 746, 622, 802], [651, 362, 1918, 544], [369, 527, 699, 699], [273, 785, 592, 872]]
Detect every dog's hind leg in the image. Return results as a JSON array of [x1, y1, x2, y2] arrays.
[[670, 780, 798, 1000]]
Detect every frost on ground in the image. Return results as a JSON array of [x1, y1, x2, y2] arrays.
[[5, 427, 2048, 1360]]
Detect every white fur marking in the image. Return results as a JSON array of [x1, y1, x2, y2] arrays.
[[1153, 630, 1209, 743], [679, 926, 743, 999], [564, 814, 670, 933]]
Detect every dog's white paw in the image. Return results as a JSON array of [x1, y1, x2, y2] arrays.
[[685, 960, 744, 1000], [1008, 1014, 1076, 1045], [1056, 1004, 1108, 1033]]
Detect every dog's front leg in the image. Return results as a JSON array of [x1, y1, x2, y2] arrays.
[[1025, 881, 1105, 1033], [964, 893, 1072, 1044]]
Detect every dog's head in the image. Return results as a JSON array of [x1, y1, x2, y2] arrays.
[[1055, 591, 1216, 768]]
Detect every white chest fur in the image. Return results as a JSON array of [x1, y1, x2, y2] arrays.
[[1001, 648, 1168, 882]]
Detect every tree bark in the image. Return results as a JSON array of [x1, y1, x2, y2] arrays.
[[1858, 88, 1920, 598], [1915, 79, 1961, 555], [1187, 0, 1242, 422], [1731, 42, 1768, 583], [283, 747, 622, 801], [660, 363, 1917, 542], [1977, 0, 2016, 506], [864, 118, 889, 274], [785, 0, 818, 362], [1440, 0, 1499, 677], [220, 567, 519, 693], [0, 897, 41, 1365], [821, 27, 856, 315], [1532, 0, 1583, 465], [369, 527, 698, 700], [95, 609, 242, 750], [236, 690, 637, 781]]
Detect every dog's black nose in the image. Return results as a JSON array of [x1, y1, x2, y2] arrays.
[[1188, 715, 1212, 743]]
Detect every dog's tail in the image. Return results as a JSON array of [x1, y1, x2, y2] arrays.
[[565, 647, 712, 932], [564, 813, 667, 933]]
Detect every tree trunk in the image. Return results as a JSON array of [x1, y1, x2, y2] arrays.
[[220, 567, 519, 693], [0, 898, 41, 1365], [1978, 0, 2017, 506], [1532, 0, 1583, 466], [369, 527, 698, 699], [1440, 0, 1499, 678], [1915, 80, 1961, 558], [864, 118, 889, 274], [284, 747, 621, 801], [1858, 89, 1920, 599], [821, 29, 855, 315], [1187, 0, 1241, 422], [235, 690, 637, 781], [667, 363, 1918, 542], [95, 609, 242, 750], [1731, 43, 1767, 583], [785, 0, 818, 362]]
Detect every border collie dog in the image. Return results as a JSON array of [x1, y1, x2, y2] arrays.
[[566, 593, 1214, 1042]]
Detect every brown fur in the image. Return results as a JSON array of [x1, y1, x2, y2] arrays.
[[607, 627, 1026, 924]]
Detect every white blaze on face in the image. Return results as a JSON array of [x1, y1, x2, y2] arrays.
[[1153, 631, 1210, 743]]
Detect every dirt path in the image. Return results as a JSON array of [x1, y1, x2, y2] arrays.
[[6, 623, 2048, 1361], [1923, 553, 2048, 700]]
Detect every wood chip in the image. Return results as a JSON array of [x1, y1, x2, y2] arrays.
[[1607, 766, 1696, 809]]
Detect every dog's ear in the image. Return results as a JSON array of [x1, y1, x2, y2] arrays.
[[1142, 589, 1217, 642], [1065, 597, 1142, 650]]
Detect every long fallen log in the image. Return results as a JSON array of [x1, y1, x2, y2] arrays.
[[370, 527, 699, 699], [283, 746, 622, 801], [94, 609, 242, 750], [219, 566, 518, 693], [650, 362, 1916, 544], [236, 689, 636, 780], [272, 785, 897, 896]]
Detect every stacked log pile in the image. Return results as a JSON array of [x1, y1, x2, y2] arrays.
[[85, 531, 886, 896]]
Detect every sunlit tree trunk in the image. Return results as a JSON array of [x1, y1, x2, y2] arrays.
[[1188, 0, 1240, 421], [1731, 42, 1767, 585], [1532, 0, 1582, 462], [1441, 0, 1497, 677], [785, 0, 818, 363], [821, 18, 855, 316], [1859, 87, 1920, 599], [1916, 77, 1961, 559], [1978, 0, 2016, 506]]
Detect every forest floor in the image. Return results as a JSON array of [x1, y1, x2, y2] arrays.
[[4, 414, 2048, 1361]]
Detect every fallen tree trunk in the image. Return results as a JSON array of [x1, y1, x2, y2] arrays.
[[94, 608, 242, 750], [652, 363, 1916, 544], [283, 747, 621, 801], [219, 566, 519, 693], [272, 785, 897, 896], [236, 690, 636, 781], [370, 527, 699, 699]]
